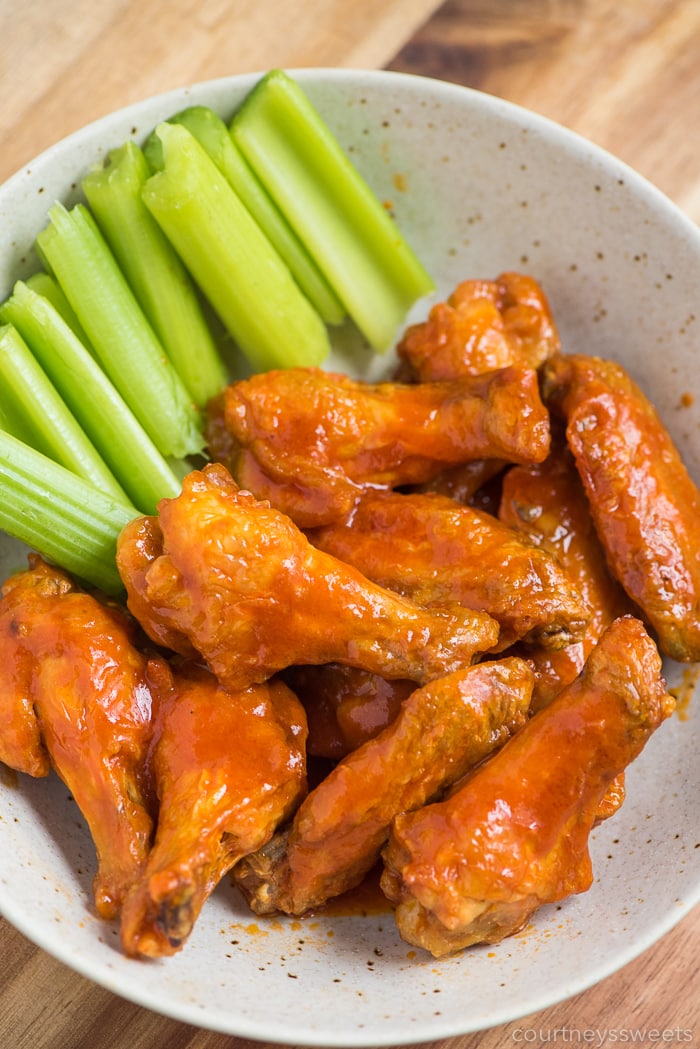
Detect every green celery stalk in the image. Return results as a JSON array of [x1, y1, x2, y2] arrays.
[[0, 429, 138, 595], [0, 281, 183, 514], [152, 106, 345, 326], [35, 202, 204, 459], [231, 69, 434, 352], [82, 141, 228, 408], [0, 322, 130, 504], [141, 121, 331, 374], [0, 382, 37, 446], [25, 271, 94, 350]]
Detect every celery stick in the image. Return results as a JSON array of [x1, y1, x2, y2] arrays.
[[35, 202, 204, 459], [142, 122, 330, 373], [154, 106, 345, 326], [82, 141, 228, 408], [0, 385, 37, 446], [0, 322, 130, 503], [25, 271, 94, 350], [0, 430, 137, 595], [231, 69, 434, 352], [0, 281, 183, 514]]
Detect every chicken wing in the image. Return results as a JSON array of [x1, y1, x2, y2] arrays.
[[235, 657, 533, 917], [206, 365, 550, 526], [0, 557, 55, 777], [414, 457, 506, 506], [116, 464, 500, 691], [0, 556, 160, 918], [381, 616, 674, 957], [309, 489, 590, 651], [283, 664, 415, 759], [120, 663, 307, 957], [542, 353, 700, 662], [499, 444, 634, 709], [396, 272, 560, 382]]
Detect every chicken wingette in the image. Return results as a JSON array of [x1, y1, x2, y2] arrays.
[[542, 353, 700, 662], [310, 489, 590, 651], [381, 616, 674, 957], [235, 658, 532, 916]]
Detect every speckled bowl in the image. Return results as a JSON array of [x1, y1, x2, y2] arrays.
[[0, 70, 698, 1046]]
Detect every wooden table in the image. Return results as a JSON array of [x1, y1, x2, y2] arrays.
[[0, 1, 698, 1045]]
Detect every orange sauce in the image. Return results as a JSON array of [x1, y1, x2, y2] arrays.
[[319, 864, 395, 918], [0, 764, 18, 788], [669, 665, 699, 721]]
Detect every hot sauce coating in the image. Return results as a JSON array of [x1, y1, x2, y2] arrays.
[[116, 463, 500, 691], [380, 616, 674, 957], [498, 443, 634, 709], [283, 664, 415, 759], [0, 556, 160, 918], [207, 365, 551, 527], [542, 353, 700, 662], [235, 658, 533, 917], [310, 489, 590, 651], [120, 664, 307, 958], [397, 272, 561, 381]]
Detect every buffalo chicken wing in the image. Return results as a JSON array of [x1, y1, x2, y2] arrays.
[[235, 658, 533, 916], [283, 664, 415, 759], [381, 616, 674, 957], [397, 272, 560, 382], [310, 489, 590, 651], [0, 556, 160, 918], [542, 353, 700, 662], [206, 365, 550, 526], [499, 444, 634, 709], [116, 464, 500, 691], [120, 664, 307, 957]]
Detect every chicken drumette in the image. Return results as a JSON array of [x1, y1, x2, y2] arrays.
[[206, 365, 550, 526], [235, 658, 533, 916], [116, 464, 500, 691], [120, 663, 307, 957], [381, 616, 674, 957], [0, 556, 160, 918]]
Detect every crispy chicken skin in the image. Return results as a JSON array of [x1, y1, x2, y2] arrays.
[[120, 664, 307, 958], [206, 365, 551, 526], [283, 664, 415, 759], [0, 556, 160, 918], [499, 444, 634, 710], [116, 464, 500, 691], [235, 658, 533, 917], [396, 272, 560, 382], [381, 616, 674, 957], [542, 353, 700, 662], [309, 489, 590, 651]]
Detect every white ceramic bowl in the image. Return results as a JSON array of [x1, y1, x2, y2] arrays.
[[0, 70, 698, 1046]]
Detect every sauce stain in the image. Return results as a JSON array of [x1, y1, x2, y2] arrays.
[[319, 865, 395, 918], [669, 665, 698, 721]]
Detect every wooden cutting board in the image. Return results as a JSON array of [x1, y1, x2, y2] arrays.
[[0, 1, 698, 1046]]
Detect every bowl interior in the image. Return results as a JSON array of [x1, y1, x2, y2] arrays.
[[0, 69, 698, 1046]]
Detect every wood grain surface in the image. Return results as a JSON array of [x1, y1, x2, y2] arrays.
[[0, 1, 698, 1046]]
